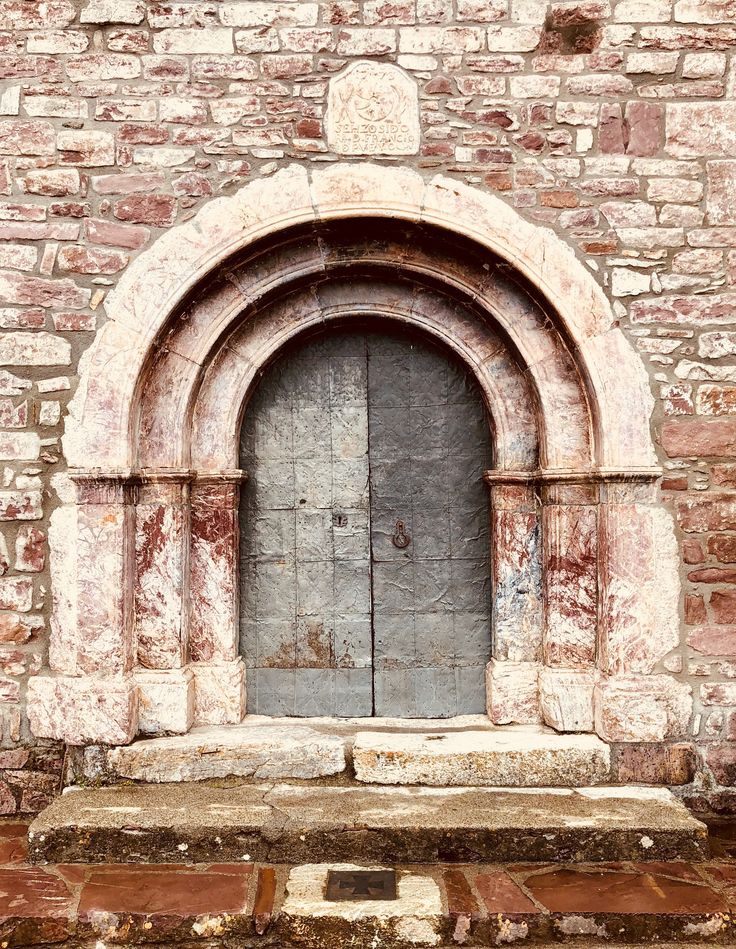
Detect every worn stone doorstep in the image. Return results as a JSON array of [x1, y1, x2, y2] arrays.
[[28, 782, 709, 865], [83, 717, 612, 787]]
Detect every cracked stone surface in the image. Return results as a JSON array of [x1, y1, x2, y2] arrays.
[[28, 783, 708, 865], [106, 724, 346, 781]]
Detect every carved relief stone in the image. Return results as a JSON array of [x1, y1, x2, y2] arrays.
[[326, 62, 420, 156]]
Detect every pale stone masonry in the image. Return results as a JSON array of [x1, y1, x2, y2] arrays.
[[2, 0, 736, 811]]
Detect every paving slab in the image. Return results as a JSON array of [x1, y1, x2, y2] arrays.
[[106, 724, 347, 782], [28, 782, 709, 865], [352, 729, 611, 786]]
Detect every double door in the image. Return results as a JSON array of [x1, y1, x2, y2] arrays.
[[239, 325, 492, 717]]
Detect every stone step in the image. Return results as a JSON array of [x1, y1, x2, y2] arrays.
[[29, 783, 708, 865], [75, 719, 612, 788], [352, 729, 610, 786]]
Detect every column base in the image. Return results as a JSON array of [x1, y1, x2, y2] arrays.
[[27, 672, 138, 746]]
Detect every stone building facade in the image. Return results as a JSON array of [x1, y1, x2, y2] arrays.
[[1, 0, 736, 813]]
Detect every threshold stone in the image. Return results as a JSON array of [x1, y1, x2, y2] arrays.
[[353, 729, 610, 786], [107, 724, 346, 781], [29, 783, 708, 865]]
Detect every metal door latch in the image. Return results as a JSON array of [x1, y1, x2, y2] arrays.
[[392, 519, 411, 549]]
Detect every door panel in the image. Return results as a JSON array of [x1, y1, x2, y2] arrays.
[[239, 325, 492, 718], [240, 333, 373, 716], [367, 330, 492, 717]]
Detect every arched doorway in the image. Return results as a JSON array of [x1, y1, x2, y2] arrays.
[[239, 324, 493, 717], [27, 164, 685, 749]]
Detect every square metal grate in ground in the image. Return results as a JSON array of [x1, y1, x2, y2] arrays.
[[325, 869, 398, 901]]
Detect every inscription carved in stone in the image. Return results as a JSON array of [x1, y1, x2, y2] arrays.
[[326, 62, 420, 156]]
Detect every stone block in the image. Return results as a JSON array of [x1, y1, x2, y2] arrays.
[[613, 742, 696, 785], [107, 723, 346, 781], [192, 659, 245, 725], [539, 669, 595, 733], [707, 160, 736, 225], [594, 674, 693, 742], [352, 729, 610, 786], [486, 659, 541, 725], [27, 674, 137, 745], [135, 669, 194, 735]]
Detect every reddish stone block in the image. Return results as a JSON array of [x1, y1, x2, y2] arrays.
[[712, 589, 736, 624], [0, 120, 55, 156], [677, 495, 736, 533], [475, 871, 540, 914], [57, 245, 129, 275], [662, 418, 736, 457], [444, 869, 480, 917], [84, 217, 149, 249], [0, 270, 89, 309], [689, 625, 736, 656], [15, 527, 45, 573], [253, 866, 276, 935], [685, 593, 707, 625], [713, 464, 736, 487], [613, 742, 697, 785], [690, 567, 736, 583], [524, 867, 726, 914], [118, 123, 169, 144], [0, 822, 28, 863], [0, 865, 74, 921], [708, 743, 736, 785], [709, 535, 736, 563], [77, 865, 252, 918], [172, 171, 213, 197], [113, 194, 177, 226]]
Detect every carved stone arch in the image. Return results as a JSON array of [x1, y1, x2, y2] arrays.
[[27, 164, 689, 749]]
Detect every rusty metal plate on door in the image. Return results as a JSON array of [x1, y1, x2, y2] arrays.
[[325, 869, 398, 901]]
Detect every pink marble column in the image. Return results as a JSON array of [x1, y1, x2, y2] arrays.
[[189, 471, 247, 663], [134, 470, 192, 670], [541, 479, 598, 669], [485, 474, 543, 663], [598, 477, 680, 676], [29, 469, 139, 746], [51, 470, 136, 676]]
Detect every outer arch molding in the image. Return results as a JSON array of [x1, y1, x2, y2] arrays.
[[63, 162, 657, 473]]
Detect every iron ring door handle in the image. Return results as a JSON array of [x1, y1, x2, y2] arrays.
[[392, 519, 411, 549]]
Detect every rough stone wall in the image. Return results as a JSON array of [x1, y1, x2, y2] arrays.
[[1, 0, 736, 811]]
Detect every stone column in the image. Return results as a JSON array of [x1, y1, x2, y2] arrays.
[[598, 476, 679, 676], [27, 469, 138, 745], [541, 478, 598, 669], [593, 473, 691, 743], [134, 469, 192, 669], [484, 472, 542, 724], [133, 469, 195, 735], [189, 470, 247, 725]]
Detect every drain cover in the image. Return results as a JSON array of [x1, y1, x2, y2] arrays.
[[326, 869, 398, 901]]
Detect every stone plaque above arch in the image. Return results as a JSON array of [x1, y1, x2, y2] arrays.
[[326, 62, 420, 156]]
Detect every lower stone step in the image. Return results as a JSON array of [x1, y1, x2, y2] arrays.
[[29, 783, 708, 865]]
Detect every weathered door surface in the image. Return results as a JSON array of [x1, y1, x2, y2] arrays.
[[239, 326, 492, 717]]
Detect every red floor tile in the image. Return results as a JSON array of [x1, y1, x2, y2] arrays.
[[0, 866, 74, 919], [475, 871, 540, 914], [77, 864, 253, 918], [524, 867, 728, 915], [253, 866, 277, 935], [443, 869, 480, 917], [0, 823, 28, 864], [631, 862, 706, 882]]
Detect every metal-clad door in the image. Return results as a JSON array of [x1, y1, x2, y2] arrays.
[[367, 331, 492, 717], [239, 326, 491, 717]]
